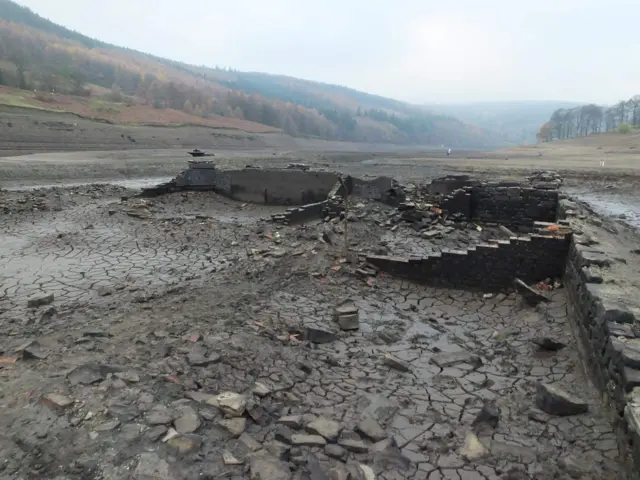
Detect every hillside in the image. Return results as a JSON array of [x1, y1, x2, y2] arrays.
[[425, 101, 581, 145], [0, 0, 503, 148]]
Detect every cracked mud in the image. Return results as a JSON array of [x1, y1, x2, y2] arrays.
[[0, 186, 624, 480]]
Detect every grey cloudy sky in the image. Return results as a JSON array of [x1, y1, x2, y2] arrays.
[[15, 0, 640, 104]]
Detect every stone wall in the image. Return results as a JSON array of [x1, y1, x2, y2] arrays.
[[425, 175, 479, 196], [367, 233, 570, 291], [271, 201, 328, 225], [173, 163, 339, 205], [439, 183, 559, 227], [561, 202, 640, 476], [348, 176, 405, 206]]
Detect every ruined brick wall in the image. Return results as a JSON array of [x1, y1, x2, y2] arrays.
[[472, 184, 559, 226], [426, 175, 479, 195], [271, 201, 328, 225], [561, 210, 640, 476], [174, 165, 339, 205], [348, 176, 405, 205], [367, 233, 570, 291], [439, 183, 559, 227]]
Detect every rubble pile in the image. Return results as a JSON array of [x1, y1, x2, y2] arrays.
[[527, 170, 563, 190]]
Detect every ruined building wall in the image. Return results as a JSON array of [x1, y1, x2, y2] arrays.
[[560, 201, 640, 475], [367, 234, 570, 291], [440, 183, 559, 226], [219, 169, 339, 205], [175, 166, 339, 205]]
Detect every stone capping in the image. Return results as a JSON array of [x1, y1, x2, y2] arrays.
[[366, 232, 570, 292], [559, 198, 640, 475]]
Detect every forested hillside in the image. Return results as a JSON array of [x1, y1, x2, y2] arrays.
[[537, 96, 640, 142], [0, 0, 502, 147]]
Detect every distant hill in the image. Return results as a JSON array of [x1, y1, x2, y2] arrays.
[[425, 101, 581, 145], [0, 0, 504, 148]]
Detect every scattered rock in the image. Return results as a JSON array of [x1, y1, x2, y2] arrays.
[[291, 434, 327, 447], [214, 391, 247, 417], [337, 313, 360, 331], [187, 348, 221, 366], [240, 432, 265, 452], [472, 403, 500, 429], [218, 417, 246, 437], [133, 453, 171, 480], [278, 415, 303, 429], [514, 278, 551, 306], [246, 400, 269, 425], [371, 437, 410, 471], [94, 420, 121, 432], [322, 229, 339, 245], [527, 407, 551, 423], [264, 440, 291, 461], [174, 406, 201, 434], [338, 432, 369, 453], [460, 432, 489, 461], [41, 393, 74, 411], [558, 454, 596, 478], [306, 417, 341, 442], [96, 286, 113, 297], [355, 413, 386, 441], [382, 353, 411, 372], [27, 292, 54, 308], [531, 337, 566, 352], [304, 323, 337, 344], [253, 382, 272, 397], [275, 425, 294, 444], [249, 451, 292, 480], [358, 464, 376, 480], [222, 450, 244, 465], [324, 444, 347, 461], [333, 302, 360, 331], [19, 341, 49, 360], [535, 383, 588, 416], [115, 371, 140, 383], [146, 407, 173, 426], [431, 350, 479, 368], [421, 229, 442, 239], [67, 363, 116, 386], [146, 425, 167, 442], [167, 434, 202, 455]]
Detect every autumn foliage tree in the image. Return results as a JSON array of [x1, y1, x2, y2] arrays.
[[539, 96, 640, 142]]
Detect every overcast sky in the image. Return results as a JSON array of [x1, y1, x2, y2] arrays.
[[14, 0, 640, 104]]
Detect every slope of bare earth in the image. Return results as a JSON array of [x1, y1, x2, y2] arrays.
[[0, 105, 439, 159]]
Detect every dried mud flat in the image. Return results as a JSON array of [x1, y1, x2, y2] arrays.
[[1, 169, 637, 480], [2, 131, 640, 480]]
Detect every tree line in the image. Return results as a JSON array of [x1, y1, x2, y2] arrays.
[[537, 96, 640, 142]]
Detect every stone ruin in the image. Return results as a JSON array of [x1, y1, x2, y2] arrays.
[[142, 163, 640, 475]]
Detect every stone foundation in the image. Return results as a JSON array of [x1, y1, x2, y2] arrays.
[[367, 232, 570, 292], [560, 200, 640, 478]]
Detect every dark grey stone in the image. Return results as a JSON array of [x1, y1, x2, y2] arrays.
[[304, 323, 337, 344], [472, 403, 500, 429], [535, 383, 588, 416], [531, 337, 566, 352]]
